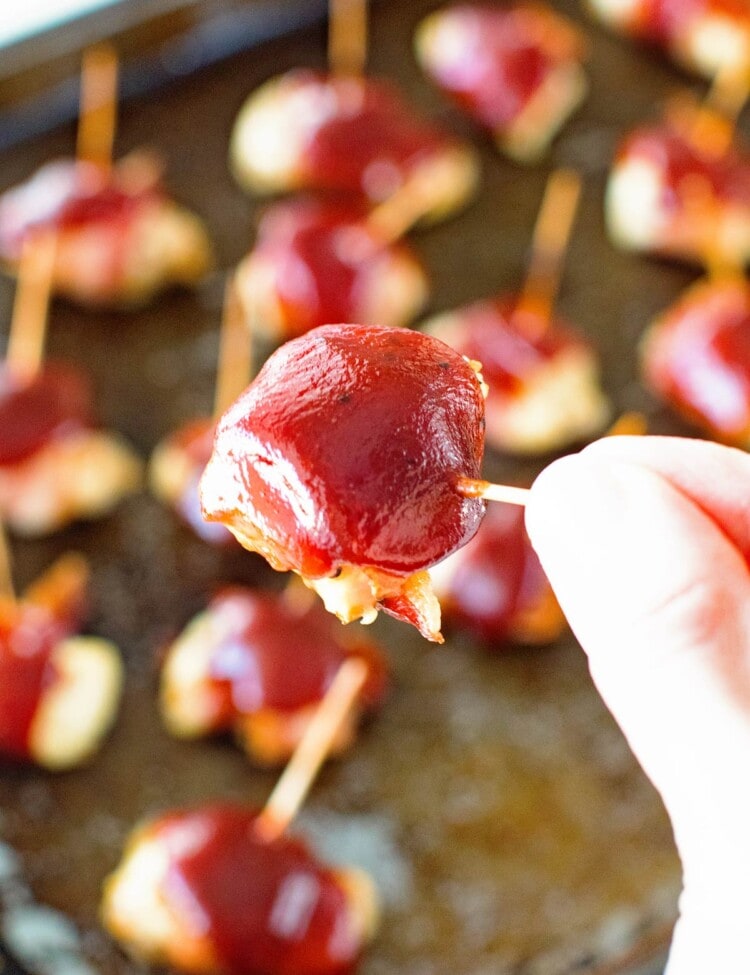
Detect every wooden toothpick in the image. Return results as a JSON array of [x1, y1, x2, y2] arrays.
[[455, 477, 531, 507], [6, 231, 57, 381], [254, 657, 368, 842], [365, 169, 437, 246], [329, 0, 368, 77], [76, 43, 119, 174], [213, 274, 253, 419], [606, 411, 648, 437], [691, 63, 750, 158], [514, 168, 582, 335], [0, 522, 16, 604]]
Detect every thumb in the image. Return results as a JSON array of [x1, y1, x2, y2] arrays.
[[526, 445, 750, 973]]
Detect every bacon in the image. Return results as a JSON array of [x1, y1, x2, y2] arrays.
[[0, 556, 122, 769], [200, 324, 488, 642], [235, 199, 428, 341], [230, 70, 479, 221], [642, 275, 750, 443], [606, 119, 750, 265], [161, 587, 387, 765], [588, 0, 750, 79], [430, 503, 565, 644], [425, 295, 610, 454], [102, 804, 379, 975], [416, 3, 588, 162], [0, 155, 212, 305]]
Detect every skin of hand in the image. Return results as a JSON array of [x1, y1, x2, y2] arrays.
[[525, 436, 750, 974]]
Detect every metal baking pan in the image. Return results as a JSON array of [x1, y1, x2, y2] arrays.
[[0, 0, 706, 971]]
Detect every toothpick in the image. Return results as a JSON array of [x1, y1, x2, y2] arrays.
[[213, 274, 253, 419], [76, 43, 119, 174], [0, 522, 16, 604], [329, 0, 368, 77], [514, 168, 582, 336], [606, 411, 648, 437], [455, 477, 531, 507], [365, 169, 436, 246], [6, 231, 57, 381], [692, 63, 750, 157], [254, 657, 368, 842]]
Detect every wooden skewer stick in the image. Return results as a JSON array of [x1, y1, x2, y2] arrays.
[[513, 168, 582, 334], [254, 657, 368, 842], [213, 274, 253, 419], [0, 522, 16, 604], [329, 0, 368, 77], [606, 411, 648, 437], [455, 477, 531, 507], [6, 232, 57, 380], [76, 43, 119, 173], [690, 62, 750, 158], [365, 169, 437, 246]]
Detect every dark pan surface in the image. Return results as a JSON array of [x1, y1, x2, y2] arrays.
[[0, 0, 714, 971]]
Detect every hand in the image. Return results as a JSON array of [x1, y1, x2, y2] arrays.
[[526, 436, 750, 975]]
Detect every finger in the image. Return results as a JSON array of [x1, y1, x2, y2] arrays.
[[582, 435, 750, 560], [526, 452, 750, 876]]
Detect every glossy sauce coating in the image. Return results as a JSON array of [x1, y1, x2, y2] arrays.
[[201, 324, 486, 578], [290, 72, 454, 199], [420, 4, 583, 130], [252, 200, 417, 337], [435, 295, 589, 395], [0, 159, 161, 265], [197, 588, 386, 720], [157, 805, 366, 975], [642, 277, 750, 441], [0, 603, 70, 760], [0, 362, 93, 465], [436, 503, 555, 643]]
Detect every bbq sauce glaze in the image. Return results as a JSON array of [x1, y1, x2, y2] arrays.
[[197, 588, 387, 722], [201, 324, 486, 579], [157, 805, 368, 975]]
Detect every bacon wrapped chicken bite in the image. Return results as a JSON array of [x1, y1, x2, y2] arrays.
[[0, 361, 141, 535], [235, 199, 429, 341], [588, 0, 750, 80], [430, 503, 564, 645], [161, 587, 387, 765], [415, 3, 588, 163], [641, 274, 750, 443], [424, 296, 610, 455], [0, 155, 212, 306], [606, 115, 750, 265], [0, 554, 122, 769], [200, 324, 489, 642], [102, 804, 378, 975], [230, 70, 479, 221]]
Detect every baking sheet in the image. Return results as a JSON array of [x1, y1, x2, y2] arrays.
[[0, 0, 710, 971]]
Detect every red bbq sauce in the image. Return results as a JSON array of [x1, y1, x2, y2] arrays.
[[254, 200, 416, 338], [290, 72, 453, 200], [158, 805, 367, 975], [617, 123, 750, 213], [0, 362, 93, 466], [197, 588, 387, 727], [420, 5, 581, 131], [643, 278, 750, 440], [201, 324, 486, 579], [0, 602, 72, 760], [0, 159, 162, 265], [436, 503, 557, 644], [435, 295, 589, 397]]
